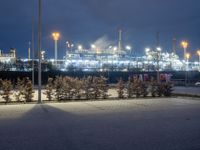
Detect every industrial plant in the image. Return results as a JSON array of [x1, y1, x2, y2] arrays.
[[0, 31, 200, 72]]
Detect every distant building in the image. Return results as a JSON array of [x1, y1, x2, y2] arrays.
[[0, 48, 16, 63]]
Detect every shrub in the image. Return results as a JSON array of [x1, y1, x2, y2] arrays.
[[23, 78, 34, 102], [0, 79, 13, 103], [127, 76, 133, 98], [15, 78, 24, 102], [99, 76, 109, 99], [117, 78, 125, 99], [54, 76, 63, 101], [44, 78, 54, 101], [150, 80, 157, 97], [162, 82, 174, 97], [73, 78, 84, 99], [132, 76, 142, 98], [83, 76, 95, 100]]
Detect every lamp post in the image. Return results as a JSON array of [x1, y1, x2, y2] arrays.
[[197, 50, 200, 71], [185, 53, 190, 86], [52, 32, 60, 66], [32, 16, 35, 87], [78, 45, 83, 53], [38, 0, 42, 103], [181, 41, 189, 86], [181, 41, 188, 60]]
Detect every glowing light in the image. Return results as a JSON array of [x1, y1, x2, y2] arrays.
[[91, 44, 96, 49], [52, 32, 60, 41], [109, 46, 113, 49], [181, 41, 188, 49], [145, 48, 150, 53], [156, 47, 162, 51], [197, 50, 200, 56], [185, 53, 190, 60], [78, 45, 83, 51], [126, 45, 131, 50], [113, 47, 117, 51]]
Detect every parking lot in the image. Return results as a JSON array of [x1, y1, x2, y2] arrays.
[[0, 98, 200, 150]]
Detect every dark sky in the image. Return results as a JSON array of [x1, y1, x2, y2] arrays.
[[0, 0, 200, 60]]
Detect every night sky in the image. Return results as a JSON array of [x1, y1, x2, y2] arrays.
[[0, 0, 200, 60]]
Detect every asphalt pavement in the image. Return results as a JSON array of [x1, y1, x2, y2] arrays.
[[0, 98, 200, 150]]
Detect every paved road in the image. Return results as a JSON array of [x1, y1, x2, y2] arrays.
[[0, 98, 200, 150], [173, 86, 200, 96]]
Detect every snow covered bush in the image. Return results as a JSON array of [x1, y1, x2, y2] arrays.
[[54, 76, 63, 101], [15, 78, 24, 102], [117, 78, 125, 99], [23, 77, 34, 102], [0, 79, 13, 103], [44, 78, 54, 101]]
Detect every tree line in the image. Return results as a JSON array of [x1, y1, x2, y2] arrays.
[[0, 76, 173, 103]]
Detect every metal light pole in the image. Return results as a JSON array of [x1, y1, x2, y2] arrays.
[[52, 32, 60, 66], [38, 0, 42, 103], [185, 53, 190, 86], [32, 16, 35, 87], [28, 42, 31, 60], [197, 50, 200, 71], [181, 41, 188, 60], [181, 41, 189, 86]]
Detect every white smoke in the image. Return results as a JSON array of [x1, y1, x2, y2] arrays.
[[93, 35, 114, 50]]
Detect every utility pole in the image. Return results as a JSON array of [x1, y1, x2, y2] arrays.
[[38, 0, 42, 103], [28, 42, 31, 60], [32, 16, 35, 87]]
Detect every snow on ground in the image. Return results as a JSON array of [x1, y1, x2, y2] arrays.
[[0, 98, 200, 150]]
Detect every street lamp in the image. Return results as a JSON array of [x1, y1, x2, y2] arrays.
[[181, 41, 188, 60], [38, 0, 42, 103], [52, 32, 60, 66], [78, 45, 83, 52], [145, 48, 150, 53], [197, 50, 200, 71], [185, 52, 190, 86], [91, 44, 96, 49], [126, 45, 131, 51], [113, 47, 117, 55]]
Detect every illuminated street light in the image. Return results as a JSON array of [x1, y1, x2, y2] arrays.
[[126, 45, 132, 50], [185, 52, 190, 86], [181, 41, 188, 59], [52, 32, 60, 65], [156, 47, 162, 51], [91, 44, 96, 49], [78, 45, 83, 52], [197, 50, 200, 71], [145, 48, 150, 53], [185, 53, 190, 71], [113, 47, 118, 55]]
